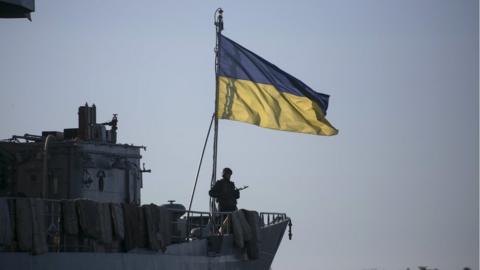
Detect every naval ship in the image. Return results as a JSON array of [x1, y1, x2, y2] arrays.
[[0, 104, 291, 270]]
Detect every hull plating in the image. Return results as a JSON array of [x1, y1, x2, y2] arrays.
[[0, 220, 288, 270]]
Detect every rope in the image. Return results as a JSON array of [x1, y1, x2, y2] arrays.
[[186, 113, 215, 238]]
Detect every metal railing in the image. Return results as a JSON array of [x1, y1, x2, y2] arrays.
[[175, 209, 290, 239], [259, 212, 289, 226]]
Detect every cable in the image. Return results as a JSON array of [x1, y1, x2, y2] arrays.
[[186, 113, 215, 238]]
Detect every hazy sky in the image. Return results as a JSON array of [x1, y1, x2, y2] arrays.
[[0, 1, 478, 269]]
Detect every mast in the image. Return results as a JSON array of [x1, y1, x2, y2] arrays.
[[211, 8, 223, 219]]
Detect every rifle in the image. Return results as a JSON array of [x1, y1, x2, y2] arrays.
[[236, 185, 248, 191]]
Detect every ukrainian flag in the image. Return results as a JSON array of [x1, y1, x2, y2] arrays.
[[217, 35, 338, 136]]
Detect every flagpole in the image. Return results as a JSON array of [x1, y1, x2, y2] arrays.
[[211, 8, 223, 224]]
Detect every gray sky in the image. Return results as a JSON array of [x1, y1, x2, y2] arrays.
[[0, 1, 478, 269]]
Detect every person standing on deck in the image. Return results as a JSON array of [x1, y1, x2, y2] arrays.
[[209, 167, 240, 212]]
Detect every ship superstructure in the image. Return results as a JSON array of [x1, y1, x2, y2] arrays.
[[0, 104, 143, 204], [0, 104, 290, 270]]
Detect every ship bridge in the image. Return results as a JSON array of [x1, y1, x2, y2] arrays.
[[0, 104, 145, 205]]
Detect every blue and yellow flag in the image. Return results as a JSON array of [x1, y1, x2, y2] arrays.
[[217, 35, 338, 136]]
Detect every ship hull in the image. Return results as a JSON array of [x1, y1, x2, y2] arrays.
[[0, 220, 288, 270]]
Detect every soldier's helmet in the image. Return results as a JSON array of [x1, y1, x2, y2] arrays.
[[223, 167, 232, 176]]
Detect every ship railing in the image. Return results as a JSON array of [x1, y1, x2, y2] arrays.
[[166, 209, 289, 241], [259, 212, 289, 226]]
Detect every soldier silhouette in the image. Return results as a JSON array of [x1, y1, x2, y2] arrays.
[[209, 167, 240, 212]]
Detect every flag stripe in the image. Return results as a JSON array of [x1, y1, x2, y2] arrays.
[[219, 35, 330, 114], [217, 76, 338, 136]]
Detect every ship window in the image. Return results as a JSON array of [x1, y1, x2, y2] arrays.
[[97, 170, 106, 192], [99, 177, 104, 192], [53, 176, 58, 194]]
